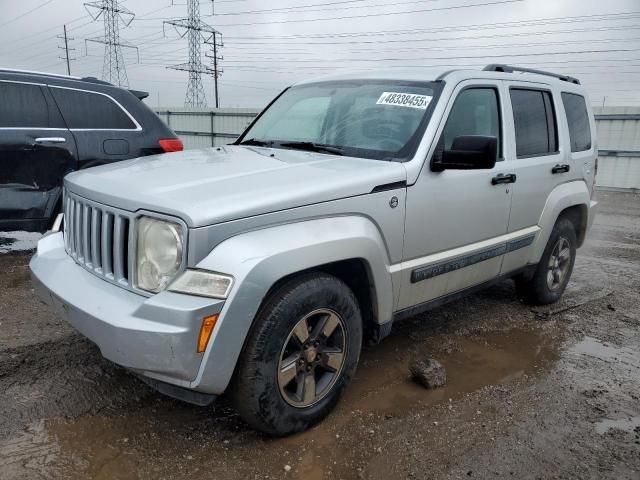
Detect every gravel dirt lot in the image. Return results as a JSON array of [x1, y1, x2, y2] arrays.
[[1, 191, 639, 480]]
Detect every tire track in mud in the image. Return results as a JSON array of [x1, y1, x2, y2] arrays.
[[0, 333, 154, 442]]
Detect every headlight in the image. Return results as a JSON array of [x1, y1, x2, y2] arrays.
[[168, 270, 233, 299], [136, 216, 184, 293]]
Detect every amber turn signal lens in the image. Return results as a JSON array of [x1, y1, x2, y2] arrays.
[[197, 314, 219, 353]]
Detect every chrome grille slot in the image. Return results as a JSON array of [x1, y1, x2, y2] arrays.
[[90, 207, 102, 270], [63, 191, 134, 290], [82, 204, 91, 265], [113, 216, 129, 283], [101, 212, 114, 277]]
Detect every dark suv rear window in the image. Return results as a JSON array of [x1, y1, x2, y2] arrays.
[[561, 93, 591, 152], [50, 87, 137, 130], [0, 82, 49, 128], [510, 88, 558, 158]]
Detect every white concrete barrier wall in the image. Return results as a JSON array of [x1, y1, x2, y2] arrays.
[[155, 108, 260, 149], [155, 106, 640, 191], [594, 107, 640, 191]]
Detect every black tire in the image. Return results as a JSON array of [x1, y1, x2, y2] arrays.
[[515, 217, 577, 305], [229, 272, 363, 436]]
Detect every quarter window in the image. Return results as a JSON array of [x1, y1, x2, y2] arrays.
[[437, 87, 501, 158], [0, 82, 49, 128], [510, 89, 558, 157], [50, 87, 137, 130], [561, 93, 591, 152]]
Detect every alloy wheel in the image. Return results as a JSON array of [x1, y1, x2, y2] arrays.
[[547, 236, 571, 291], [277, 308, 347, 408]]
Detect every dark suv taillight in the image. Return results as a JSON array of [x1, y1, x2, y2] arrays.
[[159, 138, 184, 152]]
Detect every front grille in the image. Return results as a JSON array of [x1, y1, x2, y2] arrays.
[[64, 191, 133, 288]]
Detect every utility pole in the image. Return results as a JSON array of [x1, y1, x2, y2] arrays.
[[84, 0, 138, 87], [57, 25, 75, 75], [207, 31, 223, 108], [164, 0, 221, 108]]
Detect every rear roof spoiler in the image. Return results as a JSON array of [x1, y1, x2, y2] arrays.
[[129, 89, 149, 100]]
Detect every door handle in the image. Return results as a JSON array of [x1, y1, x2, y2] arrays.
[[35, 137, 66, 144], [491, 173, 517, 185], [551, 164, 570, 174]]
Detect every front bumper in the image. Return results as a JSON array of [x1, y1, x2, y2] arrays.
[[30, 233, 225, 391]]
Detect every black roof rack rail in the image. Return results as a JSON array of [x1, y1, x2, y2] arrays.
[[483, 64, 580, 85]]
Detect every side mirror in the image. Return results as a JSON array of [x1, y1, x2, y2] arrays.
[[432, 135, 498, 172]]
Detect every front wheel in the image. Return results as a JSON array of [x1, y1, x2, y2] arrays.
[[229, 272, 362, 436], [515, 217, 577, 305]]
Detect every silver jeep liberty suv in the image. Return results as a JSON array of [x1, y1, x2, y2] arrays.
[[31, 64, 598, 436]]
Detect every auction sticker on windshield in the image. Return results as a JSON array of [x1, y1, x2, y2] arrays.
[[376, 92, 432, 110]]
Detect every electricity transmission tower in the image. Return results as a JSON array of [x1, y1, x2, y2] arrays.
[[85, 0, 137, 87], [164, 0, 221, 108], [57, 25, 76, 76]]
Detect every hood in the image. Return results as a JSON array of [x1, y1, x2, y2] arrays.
[[65, 145, 407, 227]]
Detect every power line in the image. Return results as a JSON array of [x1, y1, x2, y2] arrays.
[[214, 35, 640, 58], [0, 0, 55, 29], [225, 25, 640, 47], [210, 0, 524, 27], [209, 0, 439, 17], [217, 48, 640, 65], [222, 11, 640, 40], [128, 11, 640, 59]]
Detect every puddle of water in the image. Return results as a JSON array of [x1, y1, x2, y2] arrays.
[[594, 416, 640, 435], [569, 336, 639, 369], [12, 328, 561, 479], [341, 328, 559, 415]]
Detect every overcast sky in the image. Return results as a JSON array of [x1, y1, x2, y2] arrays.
[[1, 0, 639, 108]]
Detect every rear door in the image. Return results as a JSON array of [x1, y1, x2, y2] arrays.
[[500, 82, 575, 274], [48, 85, 142, 169], [0, 80, 77, 231]]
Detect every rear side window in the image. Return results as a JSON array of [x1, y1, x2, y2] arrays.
[[0, 82, 49, 128], [510, 89, 558, 157], [561, 93, 591, 152], [50, 87, 137, 130]]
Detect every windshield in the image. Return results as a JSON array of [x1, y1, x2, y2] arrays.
[[237, 80, 440, 161]]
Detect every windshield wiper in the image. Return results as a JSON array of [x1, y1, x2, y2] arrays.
[[239, 138, 273, 147], [277, 141, 345, 156]]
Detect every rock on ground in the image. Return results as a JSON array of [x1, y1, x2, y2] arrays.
[[409, 358, 447, 389]]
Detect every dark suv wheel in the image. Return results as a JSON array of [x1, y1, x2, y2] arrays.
[[230, 272, 362, 436], [515, 217, 577, 305]]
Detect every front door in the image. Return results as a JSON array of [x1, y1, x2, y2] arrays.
[[397, 81, 513, 311], [0, 80, 76, 231]]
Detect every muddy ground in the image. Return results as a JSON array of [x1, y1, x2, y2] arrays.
[[1, 191, 639, 480]]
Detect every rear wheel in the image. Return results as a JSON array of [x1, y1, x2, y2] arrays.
[[515, 217, 577, 305], [230, 272, 362, 436]]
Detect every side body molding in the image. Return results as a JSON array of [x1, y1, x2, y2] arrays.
[[191, 216, 394, 394], [528, 180, 591, 264]]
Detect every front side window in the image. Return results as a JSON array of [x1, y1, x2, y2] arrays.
[[238, 80, 440, 161], [510, 88, 558, 158], [50, 87, 137, 130], [435, 87, 501, 159], [561, 92, 591, 152], [0, 82, 49, 128]]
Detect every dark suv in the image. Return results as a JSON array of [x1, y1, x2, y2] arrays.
[[0, 68, 182, 232]]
